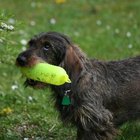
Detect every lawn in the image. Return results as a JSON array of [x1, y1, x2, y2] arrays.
[[0, 0, 140, 139]]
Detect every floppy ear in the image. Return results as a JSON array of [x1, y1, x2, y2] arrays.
[[60, 46, 84, 80]]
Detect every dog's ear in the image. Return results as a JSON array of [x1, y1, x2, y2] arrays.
[[60, 45, 84, 80]]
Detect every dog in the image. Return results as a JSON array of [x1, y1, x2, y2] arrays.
[[16, 32, 140, 140]]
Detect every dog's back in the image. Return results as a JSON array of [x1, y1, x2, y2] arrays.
[[90, 56, 140, 125]]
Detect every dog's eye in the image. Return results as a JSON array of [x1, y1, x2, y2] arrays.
[[43, 45, 50, 51]]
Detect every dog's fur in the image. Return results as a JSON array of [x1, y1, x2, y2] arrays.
[[16, 32, 140, 140]]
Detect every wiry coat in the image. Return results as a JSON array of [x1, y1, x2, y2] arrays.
[[16, 32, 140, 140]]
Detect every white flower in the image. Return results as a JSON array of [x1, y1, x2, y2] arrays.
[[2, 72, 7, 76], [106, 25, 111, 30], [74, 31, 80, 36], [7, 25, 14, 30], [20, 39, 27, 46], [24, 138, 29, 140], [1, 22, 14, 31], [50, 18, 56, 25], [31, 2, 36, 8], [8, 18, 15, 24], [126, 32, 131, 38], [28, 96, 33, 101], [19, 30, 25, 35], [22, 46, 26, 51], [0, 38, 3, 43], [30, 20, 36, 26], [1, 22, 8, 28], [96, 20, 102, 26], [128, 44, 133, 49], [115, 28, 120, 34], [11, 85, 18, 90]]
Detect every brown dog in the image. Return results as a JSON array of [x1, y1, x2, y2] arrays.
[[16, 32, 140, 140]]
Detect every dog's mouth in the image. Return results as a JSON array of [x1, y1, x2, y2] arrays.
[[24, 79, 47, 89]]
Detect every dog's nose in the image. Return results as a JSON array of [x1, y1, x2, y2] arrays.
[[16, 55, 27, 66]]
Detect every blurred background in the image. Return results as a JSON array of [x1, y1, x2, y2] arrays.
[[0, 0, 140, 139]]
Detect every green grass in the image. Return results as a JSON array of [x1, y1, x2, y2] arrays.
[[0, 0, 140, 139]]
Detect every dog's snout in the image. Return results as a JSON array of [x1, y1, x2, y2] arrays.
[[16, 55, 27, 66]]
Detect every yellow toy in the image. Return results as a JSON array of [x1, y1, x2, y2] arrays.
[[20, 63, 71, 86]]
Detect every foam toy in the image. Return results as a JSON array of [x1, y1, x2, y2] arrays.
[[20, 63, 71, 86]]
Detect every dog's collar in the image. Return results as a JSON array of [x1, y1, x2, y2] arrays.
[[61, 88, 71, 106]]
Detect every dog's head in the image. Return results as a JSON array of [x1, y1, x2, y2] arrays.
[[16, 32, 84, 88]]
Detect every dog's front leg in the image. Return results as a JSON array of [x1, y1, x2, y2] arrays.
[[75, 102, 118, 140], [77, 128, 117, 140], [77, 128, 100, 140]]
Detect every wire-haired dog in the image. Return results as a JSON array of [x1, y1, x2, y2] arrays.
[[16, 32, 140, 140]]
